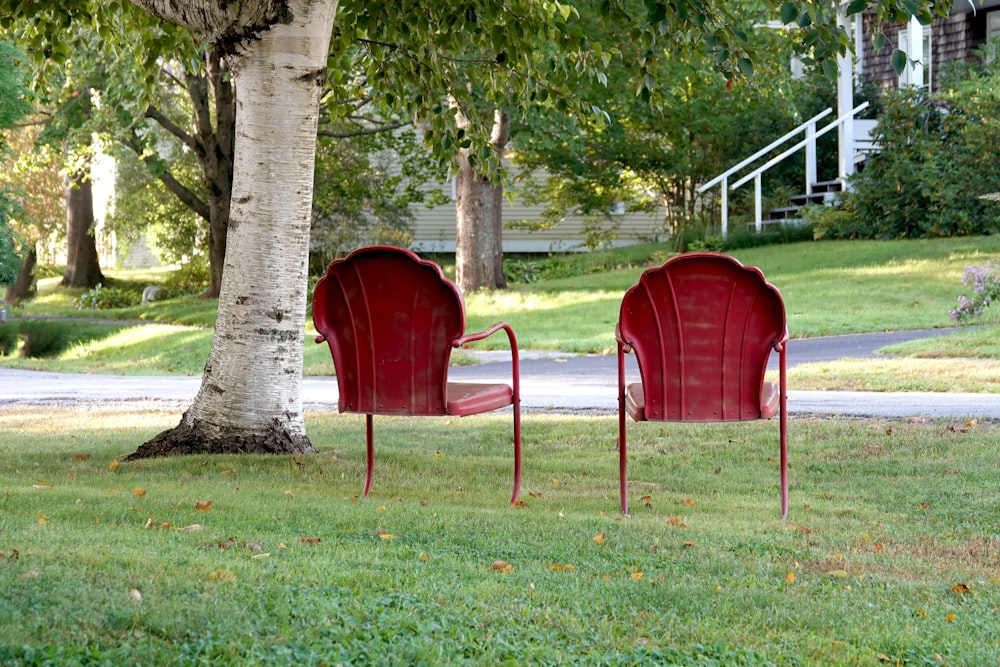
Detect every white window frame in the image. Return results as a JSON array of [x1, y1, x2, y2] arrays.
[[898, 20, 932, 89]]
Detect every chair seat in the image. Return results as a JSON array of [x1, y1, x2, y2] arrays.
[[447, 382, 514, 416], [625, 380, 780, 422]]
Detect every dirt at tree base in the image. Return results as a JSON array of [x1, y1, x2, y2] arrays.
[[123, 413, 317, 460]]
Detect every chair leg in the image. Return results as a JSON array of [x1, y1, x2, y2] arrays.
[[363, 414, 375, 498], [510, 400, 522, 506], [618, 344, 629, 515]]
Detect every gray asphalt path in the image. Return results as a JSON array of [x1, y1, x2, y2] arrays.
[[1, 329, 998, 419]]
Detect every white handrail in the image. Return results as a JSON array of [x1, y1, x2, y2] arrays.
[[698, 108, 833, 192], [731, 102, 869, 190], [698, 102, 870, 238]]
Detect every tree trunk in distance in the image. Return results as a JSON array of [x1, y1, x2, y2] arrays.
[[125, 0, 338, 459], [5, 246, 36, 304], [455, 109, 510, 293], [61, 162, 105, 289]]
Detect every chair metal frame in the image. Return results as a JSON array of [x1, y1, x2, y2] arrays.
[[616, 252, 789, 518], [312, 245, 522, 505]]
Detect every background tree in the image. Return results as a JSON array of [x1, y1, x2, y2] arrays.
[[0, 39, 34, 290]]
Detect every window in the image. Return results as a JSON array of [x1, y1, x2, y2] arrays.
[[898, 21, 932, 89]]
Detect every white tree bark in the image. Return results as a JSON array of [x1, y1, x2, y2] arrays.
[[127, 0, 338, 456]]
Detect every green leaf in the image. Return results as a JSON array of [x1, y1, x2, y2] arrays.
[[780, 2, 797, 24], [845, 0, 867, 15], [891, 48, 908, 75], [872, 32, 886, 51]]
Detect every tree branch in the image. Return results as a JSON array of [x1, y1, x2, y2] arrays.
[[122, 133, 211, 223]]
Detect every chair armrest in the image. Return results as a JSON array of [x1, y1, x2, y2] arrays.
[[453, 322, 520, 397], [615, 322, 633, 354]]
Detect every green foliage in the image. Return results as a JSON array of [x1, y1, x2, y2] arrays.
[[9, 319, 125, 357], [844, 44, 1000, 239], [0, 319, 16, 355], [73, 284, 140, 310], [0, 213, 24, 286]]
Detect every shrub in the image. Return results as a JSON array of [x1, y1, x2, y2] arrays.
[[73, 284, 140, 310], [17, 319, 68, 357], [0, 320, 16, 355], [951, 260, 1000, 324]]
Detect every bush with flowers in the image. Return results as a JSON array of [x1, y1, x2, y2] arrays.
[[951, 260, 1000, 324]]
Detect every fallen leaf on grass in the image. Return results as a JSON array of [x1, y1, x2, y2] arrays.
[[512, 500, 528, 509], [132, 488, 146, 497], [35, 513, 47, 525], [630, 571, 643, 580], [31, 484, 51, 490], [207, 569, 237, 582], [945, 613, 956, 623], [128, 588, 142, 603], [667, 517, 686, 527], [178, 524, 203, 532], [682, 541, 696, 548], [194, 501, 213, 511], [378, 531, 399, 540], [681, 498, 695, 506], [108, 460, 120, 472], [299, 537, 321, 545], [529, 491, 543, 499], [492, 560, 513, 573], [951, 583, 970, 595], [918, 502, 929, 510], [72, 453, 91, 461], [593, 533, 606, 544], [548, 564, 575, 571], [785, 572, 796, 585], [283, 490, 295, 498]]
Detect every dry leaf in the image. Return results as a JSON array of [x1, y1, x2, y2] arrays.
[[207, 569, 237, 582], [108, 459, 120, 471], [877, 654, 893, 663], [143, 518, 154, 529], [251, 553, 271, 559], [630, 571, 644, 580], [592, 533, 606, 544], [548, 564, 575, 571], [378, 531, 399, 540], [72, 453, 92, 461], [492, 560, 513, 573], [682, 541, 696, 548], [299, 537, 321, 545], [128, 588, 143, 603], [528, 491, 544, 499], [35, 513, 47, 525], [31, 484, 51, 490], [132, 488, 146, 497], [945, 613, 956, 623], [918, 502, 929, 510], [194, 501, 213, 511], [512, 500, 528, 508], [785, 572, 796, 584], [178, 524, 204, 532], [681, 498, 695, 506], [667, 517, 686, 527], [551, 478, 559, 486], [951, 583, 970, 594], [641, 495, 652, 503], [283, 490, 295, 498]]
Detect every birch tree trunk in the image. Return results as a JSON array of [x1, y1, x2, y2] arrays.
[[455, 109, 510, 293], [126, 0, 337, 458]]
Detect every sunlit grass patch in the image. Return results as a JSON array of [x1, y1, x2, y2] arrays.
[[782, 357, 1000, 392]]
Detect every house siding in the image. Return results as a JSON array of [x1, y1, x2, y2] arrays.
[[861, 9, 994, 93], [409, 176, 664, 254]]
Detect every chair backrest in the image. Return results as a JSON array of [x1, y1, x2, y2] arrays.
[[312, 245, 465, 416], [619, 252, 786, 422]]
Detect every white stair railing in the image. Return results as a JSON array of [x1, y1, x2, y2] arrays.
[[698, 102, 869, 237]]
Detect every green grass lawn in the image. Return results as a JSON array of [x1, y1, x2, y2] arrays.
[[1, 408, 997, 664], [3, 237, 1000, 392]]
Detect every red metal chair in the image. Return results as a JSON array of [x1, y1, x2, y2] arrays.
[[312, 245, 522, 505], [616, 252, 789, 518]]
